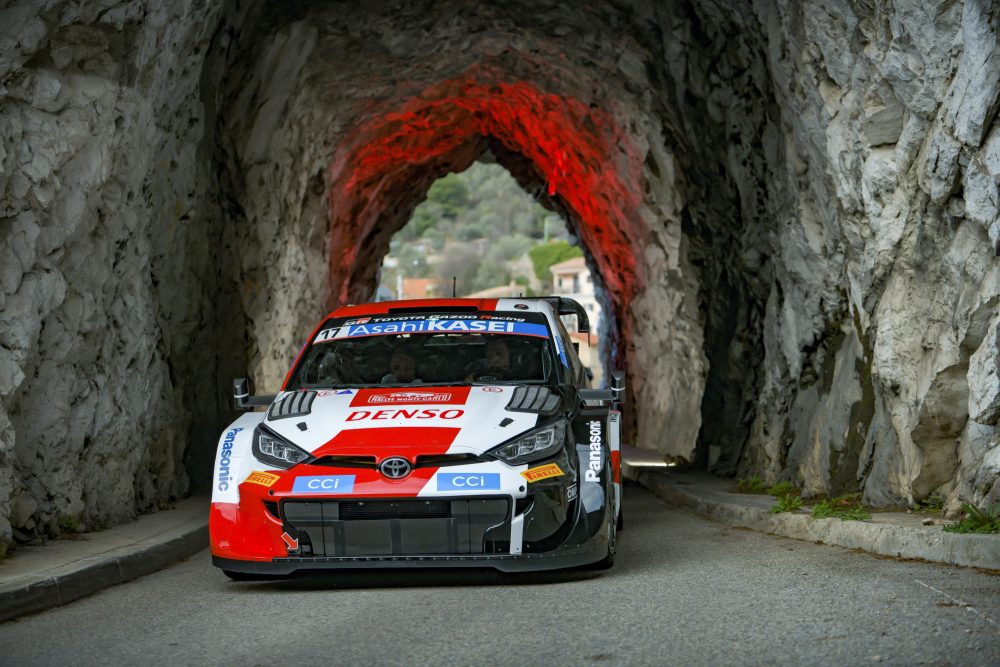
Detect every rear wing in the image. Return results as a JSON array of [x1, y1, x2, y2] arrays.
[[511, 296, 590, 333]]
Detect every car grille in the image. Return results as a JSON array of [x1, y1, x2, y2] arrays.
[[280, 497, 510, 557], [338, 500, 451, 520], [311, 453, 485, 469]]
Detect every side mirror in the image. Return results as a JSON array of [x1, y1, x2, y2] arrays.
[[611, 370, 625, 404], [232, 377, 277, 410]]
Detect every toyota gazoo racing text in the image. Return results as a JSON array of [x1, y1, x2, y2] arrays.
[[210, 297, 625, 578]]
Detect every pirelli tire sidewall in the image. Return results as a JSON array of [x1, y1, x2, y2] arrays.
[[570, 411, 614, 544]]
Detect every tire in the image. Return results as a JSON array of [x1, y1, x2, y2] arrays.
[[589, 520, 617, 570]]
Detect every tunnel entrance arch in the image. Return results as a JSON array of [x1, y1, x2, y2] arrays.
[[322, 70, 648, 401], [377, 160, 611, 384]]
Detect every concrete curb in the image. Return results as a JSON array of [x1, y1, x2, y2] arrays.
[[0, 505, 208, 623], [638, 471, 1000, 571]]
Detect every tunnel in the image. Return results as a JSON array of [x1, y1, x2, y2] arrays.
[[1, 0, 998, 548]]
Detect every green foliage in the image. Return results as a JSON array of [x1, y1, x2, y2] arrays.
[[767, 482, 800, 498], [528, 241, 583, 282], [737, 476, 768, 494], [58, 515, 83, 533], [811, 494, 871, 521], [916, 495, 944, 513], [770, 495, 803, 514], [381, 163, 569, 296], [426, 173, 470, 219], [943, 503, 1000, 534]]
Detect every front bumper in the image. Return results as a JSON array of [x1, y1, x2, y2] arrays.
[[213, 537, 608, 574], [211, 447, 612, 573]]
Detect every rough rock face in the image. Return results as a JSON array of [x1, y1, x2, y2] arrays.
[[0, 1, 245, 545], [0, 0, 997, 548]]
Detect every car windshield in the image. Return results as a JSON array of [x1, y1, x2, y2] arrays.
[[287, 312, 556, 389]]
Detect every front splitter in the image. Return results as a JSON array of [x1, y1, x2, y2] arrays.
[[213, 539, 607, 574]]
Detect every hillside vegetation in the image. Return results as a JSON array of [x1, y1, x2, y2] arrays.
[[382, 163, 581, 296]]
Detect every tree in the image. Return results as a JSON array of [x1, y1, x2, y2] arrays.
[[528, 240, 583, 283], [427, 173, 469, 219]]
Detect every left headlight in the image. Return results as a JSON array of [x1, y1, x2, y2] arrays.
[[487, 420, 567, 465], [252, 426, 312, 469]]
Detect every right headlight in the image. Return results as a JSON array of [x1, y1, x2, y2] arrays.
[[487, 420, 567, 466], [252, 426, 312, 469]]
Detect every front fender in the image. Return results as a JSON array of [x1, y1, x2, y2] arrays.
[[210, 412, 267, 504]]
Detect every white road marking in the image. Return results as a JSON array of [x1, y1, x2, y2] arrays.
[[915, 579, 999, 632]]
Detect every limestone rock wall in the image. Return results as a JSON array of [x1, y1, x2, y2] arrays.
[[0, 1, 242, 546], [735, 0, 1000, 510]]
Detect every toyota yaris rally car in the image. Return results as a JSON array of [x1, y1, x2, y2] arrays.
[[210, 297, 624, 578]]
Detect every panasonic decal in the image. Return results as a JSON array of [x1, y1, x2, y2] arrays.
[[217, 427, 243, 491], [585, 420, 603, 482]]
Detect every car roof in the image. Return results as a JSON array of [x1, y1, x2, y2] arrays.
[[324, 298, 554, 320]]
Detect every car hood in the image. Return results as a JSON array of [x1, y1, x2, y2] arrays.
[[262, 386, 547, 457]]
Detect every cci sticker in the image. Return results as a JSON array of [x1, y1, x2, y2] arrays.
[[244, 471, 280, 488], [292, 475, 355, 494], [437, 473, 501, 491], [521, 463, 564, 483]]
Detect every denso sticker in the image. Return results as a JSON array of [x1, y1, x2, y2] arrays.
[[521, 463, 564, 483], [244, 471, 280, 488], [437, 473, 501, 491], [292, 475, 355, 494], [346, 408, 465, 421]]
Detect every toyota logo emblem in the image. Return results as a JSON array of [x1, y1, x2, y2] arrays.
[[379, 457, 411, 479]]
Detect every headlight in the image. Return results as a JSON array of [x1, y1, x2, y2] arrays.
[[488, 421, 566, 465], [252, 426, 311, 469]]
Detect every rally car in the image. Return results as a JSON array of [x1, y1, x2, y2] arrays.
[[210, 297, 624, 578]]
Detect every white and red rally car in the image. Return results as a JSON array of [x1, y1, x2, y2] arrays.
[[210, 297, 624, 578]]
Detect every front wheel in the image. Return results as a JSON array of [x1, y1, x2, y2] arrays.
[[589, 522, 617, 570]]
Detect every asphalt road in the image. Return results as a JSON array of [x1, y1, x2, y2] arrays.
[[1, 486, 998, 667]]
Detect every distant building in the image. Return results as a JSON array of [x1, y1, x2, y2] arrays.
[[372, 285, 395, 302], [549, 256, 601, 332], [550, 256, 603, 384], [463, 282, 525, 299], [399, 277, 446, 300]]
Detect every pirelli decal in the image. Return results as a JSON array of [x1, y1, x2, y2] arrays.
[[521, 463, 564, 483], [244, 471, 281, 488]]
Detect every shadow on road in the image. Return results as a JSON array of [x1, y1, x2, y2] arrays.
[[243, 566, 603, 592], [222, 485, 672, 592]]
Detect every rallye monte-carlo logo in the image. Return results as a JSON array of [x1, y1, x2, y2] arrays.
[[369, 391, 451, 404], [350, 387, 471, 407]]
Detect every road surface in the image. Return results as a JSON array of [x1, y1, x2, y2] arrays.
[[1, 486, 997, 666]]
